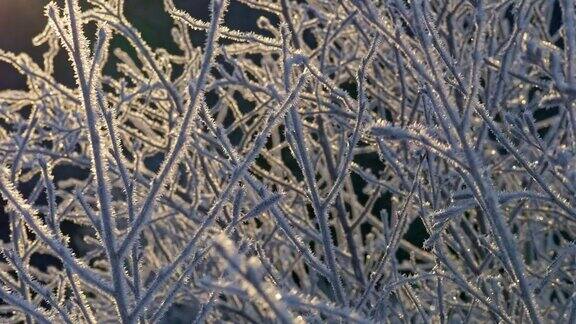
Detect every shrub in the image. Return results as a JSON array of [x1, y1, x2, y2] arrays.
[[0, 0, 575, 322]]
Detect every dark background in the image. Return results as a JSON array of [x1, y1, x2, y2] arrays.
[[0, 0, 278, 89]]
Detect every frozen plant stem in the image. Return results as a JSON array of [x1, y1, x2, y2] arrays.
[[63, 0, 129, 321], [117, 0, 228, 259]]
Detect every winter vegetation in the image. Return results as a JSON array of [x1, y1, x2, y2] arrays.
[[0, 0, 575, 322]]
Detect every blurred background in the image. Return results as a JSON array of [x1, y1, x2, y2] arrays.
[[0, 0, 277, 89]]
